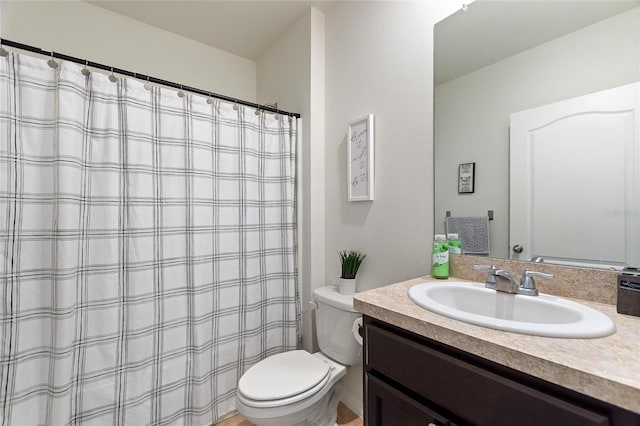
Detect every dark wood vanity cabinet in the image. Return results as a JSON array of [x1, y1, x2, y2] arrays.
[[362, 316, 640, 426]]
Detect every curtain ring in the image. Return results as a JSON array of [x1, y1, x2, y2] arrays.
[[81, 60, 90, 76], [47, 52, 59, 69]]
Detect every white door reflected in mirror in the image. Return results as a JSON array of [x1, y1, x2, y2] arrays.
[[509, 82, 640, 269]]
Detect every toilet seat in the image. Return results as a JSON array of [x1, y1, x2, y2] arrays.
[[237, 350, 332, 408]]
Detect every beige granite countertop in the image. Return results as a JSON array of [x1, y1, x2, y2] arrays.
[[353, 276, 640, 414]]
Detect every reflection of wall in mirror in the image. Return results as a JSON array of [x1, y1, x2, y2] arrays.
[[434, 7, 640, 259]]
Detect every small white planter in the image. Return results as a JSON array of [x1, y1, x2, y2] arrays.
[[338, 277, 357, 295]]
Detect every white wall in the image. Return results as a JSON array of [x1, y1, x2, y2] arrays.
[[435, 7, 640, 258], [324, 0, 459, 296], [0, 1, 256, 101], [324, 0, 461, 415], [256, 7, 326, 355]]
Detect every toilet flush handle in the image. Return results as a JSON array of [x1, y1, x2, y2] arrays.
[[309, 300, 318, 310]]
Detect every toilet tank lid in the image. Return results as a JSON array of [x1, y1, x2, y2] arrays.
[[313, 286, 357, 312]]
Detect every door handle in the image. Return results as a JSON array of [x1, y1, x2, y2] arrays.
[[512, 244, 524, 253]]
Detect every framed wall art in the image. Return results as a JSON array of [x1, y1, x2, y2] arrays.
[[458, 162, 475, 194], [348, 114, 374, 201]]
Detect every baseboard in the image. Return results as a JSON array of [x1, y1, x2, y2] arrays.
[[340, 390, 363, 418]]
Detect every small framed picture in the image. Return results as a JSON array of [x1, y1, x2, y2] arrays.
[[458, 162, 475, 194], [347, 114, 374, 201]]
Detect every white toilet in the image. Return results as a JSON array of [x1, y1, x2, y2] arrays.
[[236, 286, 362, 426]]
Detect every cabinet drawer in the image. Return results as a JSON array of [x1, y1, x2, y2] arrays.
[[366, 373, 454, 426], [365, 323, 609, 426]]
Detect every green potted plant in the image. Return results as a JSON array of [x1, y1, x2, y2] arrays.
[[338, 250, 366, 295]]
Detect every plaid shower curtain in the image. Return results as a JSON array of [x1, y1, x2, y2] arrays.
[[0, 53, 299, 426]]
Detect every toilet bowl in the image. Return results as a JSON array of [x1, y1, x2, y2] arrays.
[[236, 351, 346, 426], [236, 286, 362, 426]]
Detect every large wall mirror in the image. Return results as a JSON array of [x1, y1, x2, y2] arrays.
[[434, 0, 640, 270]]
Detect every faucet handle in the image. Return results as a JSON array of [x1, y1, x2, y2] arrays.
[[474, 264, 499, 289], [519, 269, 554, 296]]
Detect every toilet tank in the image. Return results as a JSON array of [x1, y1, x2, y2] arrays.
[[313, 286, 362, 365]]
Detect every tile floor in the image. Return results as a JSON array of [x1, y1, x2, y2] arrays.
[[214, 402, 363, 426]]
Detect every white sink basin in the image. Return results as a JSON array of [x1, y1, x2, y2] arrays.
[[408, 281, 616, 338]]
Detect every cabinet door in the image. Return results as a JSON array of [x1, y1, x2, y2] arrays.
[[366, 323, 610, 426], [366, 373, 453, 426]]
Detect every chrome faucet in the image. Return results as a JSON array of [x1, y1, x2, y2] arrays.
[[494, 269, 519, 293], [474, 265, 554, 296], [474, 265, 517, 292]]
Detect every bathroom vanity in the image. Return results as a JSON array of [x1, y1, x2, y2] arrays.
[[354, 277, 640, 426]]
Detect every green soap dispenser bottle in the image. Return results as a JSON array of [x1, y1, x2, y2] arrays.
[[432, 234, 449, 279], [447, 233, 462, 254]]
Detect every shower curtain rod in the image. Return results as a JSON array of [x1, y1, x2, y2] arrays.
[[0, 38, 301, 118]]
